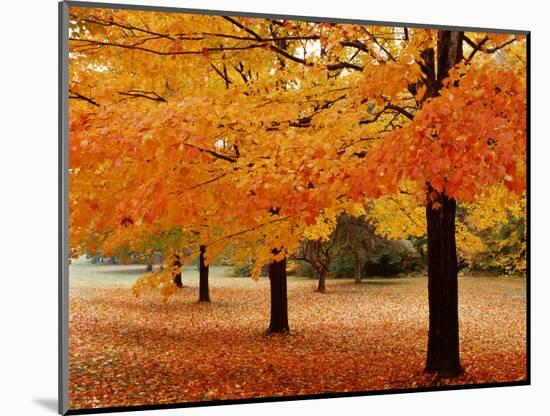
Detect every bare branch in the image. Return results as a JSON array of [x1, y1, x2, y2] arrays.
[[69, 89, 100, 107], [118, 90, 167, 102], [223, 16, 364, 71], [206, 215, 291, 248], [189, 173, 227, 190], [485, 37, 516, 53], [359, 104, 414, 125], [209, 63, 232, 88], [70, 38, 265, 56], [464, 35, 489, 64], [183, 143, 238, 163]]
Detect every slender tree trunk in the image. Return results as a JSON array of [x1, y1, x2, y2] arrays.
[[354, 261, 362, 283], [199, 245, 210, 302], [421, 30, 464, 377], [268, 256, 289, 333], [173, 272, 183, 288], [352, 252, 362, 283], [317, 269, 326, 293], [173, 256, 183, 288], [312, 268, 320, 290], [425, 189, 462, 377]]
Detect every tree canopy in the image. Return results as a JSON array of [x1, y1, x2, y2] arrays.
[[69, 7, 526, 272]]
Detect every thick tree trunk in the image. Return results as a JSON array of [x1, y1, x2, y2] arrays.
[[199, 245, 210, 303], [268, 256, 289, 333], [421, 30, 464, 378], [145, 264, 153, 272], [425, 189, 462, 377], [312, 268, 319, 280], [317, 269, 326, 293]]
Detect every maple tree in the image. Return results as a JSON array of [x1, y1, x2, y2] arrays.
[[68, 6, 527, 376], [351, 32, 526, 376], [292, 239, 334, 293]]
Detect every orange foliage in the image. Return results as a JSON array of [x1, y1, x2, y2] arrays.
[[68, 7, 526, 272]]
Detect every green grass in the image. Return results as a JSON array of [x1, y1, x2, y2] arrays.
[[69, 263, 525, 297]]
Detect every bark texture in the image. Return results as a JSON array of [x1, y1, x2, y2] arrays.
[[173, 255, 183, 288], [317, 269, 326, 293], [425, 189, 462, 376], [353, 251, 362, 284], [199, 245, 210, 303], [421, 30, 464, 377], [268, 256, 289, 333]]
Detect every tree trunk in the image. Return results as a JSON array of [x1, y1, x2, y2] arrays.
[[173, 256, 183, 288], [199, 245, 210, 302], [352, 252, 362, 283], [173, 271, 183, 288], [268, 256, 289, 333], [425, 189, 462, 377], [317, 269, 326, 293], [421, 30, 464, 378], [145, 264, 153, 272]]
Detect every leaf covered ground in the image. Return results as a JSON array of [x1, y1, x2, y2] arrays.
[[68, 265, 526, 410]]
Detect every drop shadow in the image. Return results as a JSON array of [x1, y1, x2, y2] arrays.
[[34, 398, 58, 413]]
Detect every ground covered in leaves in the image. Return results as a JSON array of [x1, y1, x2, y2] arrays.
[[68, 264, 526, 410]]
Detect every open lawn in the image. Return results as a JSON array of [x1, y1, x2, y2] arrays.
[[68, 264, 527, 409]]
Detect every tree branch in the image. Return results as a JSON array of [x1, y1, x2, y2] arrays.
[[359, 104, 414, 125], [70, 38, 265, 55], [118, 90, 167, 102], [222, 16, 364, 71], [188, 173, 227, 190], [183, 143, 237, 163], [210, 63, 232, 88], [206, 215, 291, 248], [69, 89, 100, 107], [464, 35, 489, 63], [485, 37, 516, 53]]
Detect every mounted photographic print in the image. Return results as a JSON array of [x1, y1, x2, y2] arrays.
[[59, 1, 529, 414]]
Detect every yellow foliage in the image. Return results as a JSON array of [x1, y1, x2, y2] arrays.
[[132, 267, 179, 303], [302, 209, 338, 242], [367, 189, 425, 240]]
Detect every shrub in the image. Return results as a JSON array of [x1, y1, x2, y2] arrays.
[[231, 263, 269, 277], [293, 261, 314, 277], [469, 216, 526, 276], [330, 255, 355, 278], [366, 240, 423, 277], [366, 250, 404, 276], [231, 264, 253, 277]]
